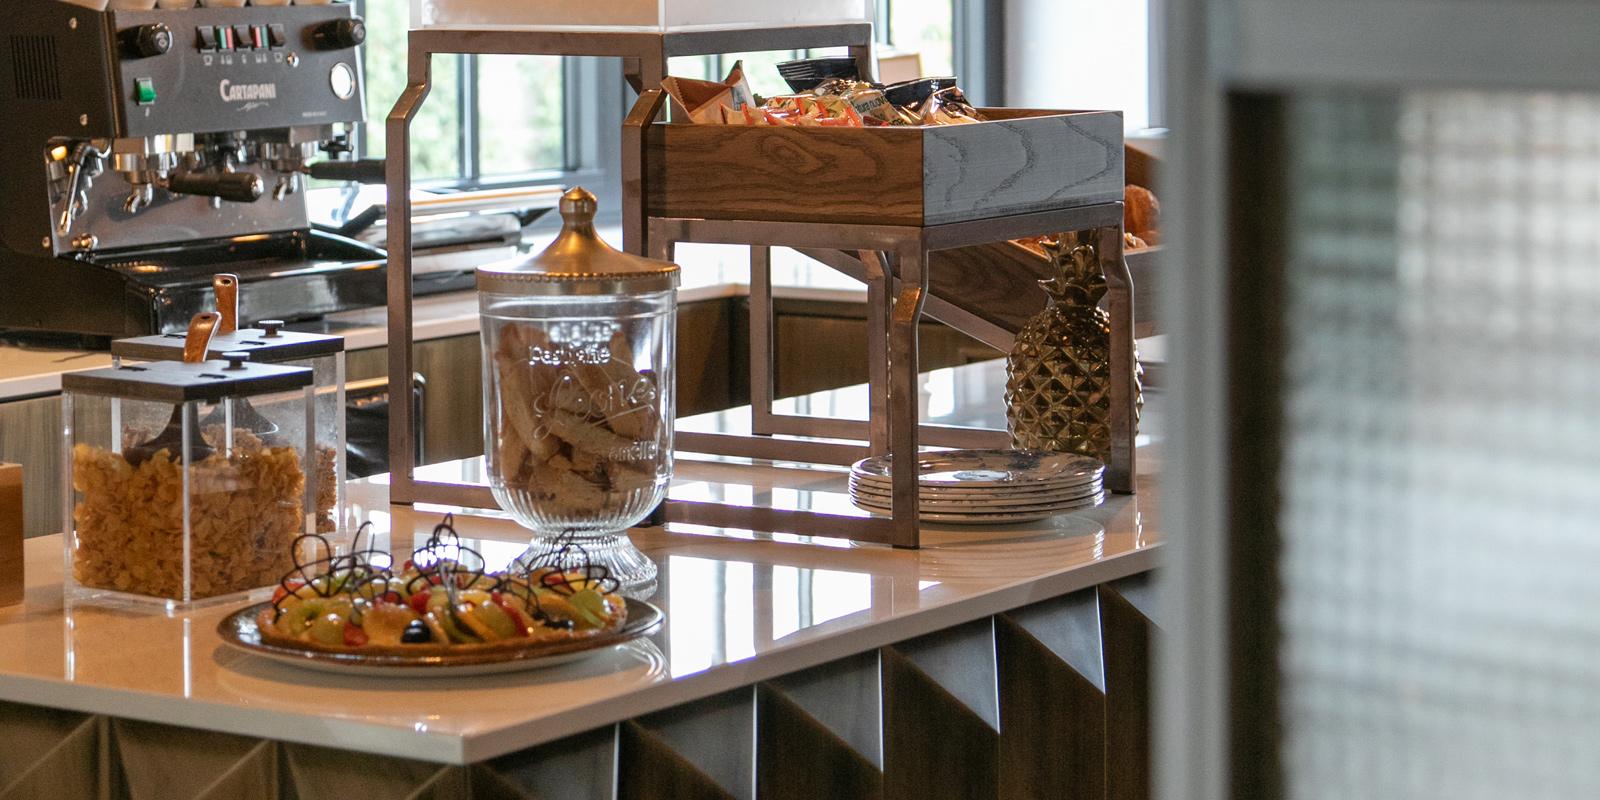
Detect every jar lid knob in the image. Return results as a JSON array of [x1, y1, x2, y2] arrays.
[[559, 187, 598, 225]]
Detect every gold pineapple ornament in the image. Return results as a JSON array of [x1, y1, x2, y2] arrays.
[[1005, 239, 1141, 460]]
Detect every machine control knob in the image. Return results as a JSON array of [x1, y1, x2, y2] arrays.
[[120, 24, 173, 59], [310, 18, 365, 51]]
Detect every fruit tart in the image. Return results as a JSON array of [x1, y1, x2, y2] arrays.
[[258, 516, 628, 654]]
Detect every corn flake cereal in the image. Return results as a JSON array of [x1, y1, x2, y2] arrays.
[[72, 429, 305, 600]]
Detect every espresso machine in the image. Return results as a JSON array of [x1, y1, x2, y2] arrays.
[[0, 0, 433, 341]]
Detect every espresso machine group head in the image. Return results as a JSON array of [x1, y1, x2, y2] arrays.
[[0, 0, 396, 340]]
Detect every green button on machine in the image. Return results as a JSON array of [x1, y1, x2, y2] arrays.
[[135, 78, 156, 106]]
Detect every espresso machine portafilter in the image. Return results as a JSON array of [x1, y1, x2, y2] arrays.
[[0, 0, 402, 340]]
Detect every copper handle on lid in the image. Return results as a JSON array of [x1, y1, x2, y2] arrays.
[[213, 274, 239, 334], [182, 312, 219, 364]]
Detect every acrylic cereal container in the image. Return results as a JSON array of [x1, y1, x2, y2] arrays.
[[61, 356, 316, 610]]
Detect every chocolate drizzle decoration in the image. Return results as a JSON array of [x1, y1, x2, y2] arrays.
[[271, 521, 390, 619], [403, 514, 489, 604], [267, 516, 620, 635], [499, 531, 620, 629]]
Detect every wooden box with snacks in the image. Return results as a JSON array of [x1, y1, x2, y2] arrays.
[[629, 102, 1126, 229]]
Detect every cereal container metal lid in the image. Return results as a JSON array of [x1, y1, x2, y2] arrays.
[[475, 187, 680, 297], [61, 358, 314, 403], [112, 322, 344, 364]]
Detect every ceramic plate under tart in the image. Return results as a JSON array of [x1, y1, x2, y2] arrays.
[[850, 449, 1104, 488], [217, 598, 664, 677]]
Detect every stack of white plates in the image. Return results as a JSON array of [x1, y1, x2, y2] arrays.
[[848, 448, 1105, 524]]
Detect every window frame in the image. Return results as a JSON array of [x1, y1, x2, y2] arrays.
[[351, 0, 592, 190], [347, 0, 994, 197]]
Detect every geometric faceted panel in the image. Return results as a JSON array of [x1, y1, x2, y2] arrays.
[[623, 689, 754, 800], [881, 643, 1000, 800], [0, 711, 100, 800], [281, 741, 455, 800], [0, 701, 98, 797], [111, 718, 274, 800], [763, 649, 883, 769], [997, 590, 1108, 800], [477, 725, 616, 800], [1100, 580, 1158, 800], [887, 617, 1000, 731], [756, 682, 882, 800], [618, 718, 738, 800]]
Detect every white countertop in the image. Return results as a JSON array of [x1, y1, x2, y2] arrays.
[[0, 361, 1162, 763]]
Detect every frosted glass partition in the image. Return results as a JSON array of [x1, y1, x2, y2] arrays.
[[1278, 90, 1600, 800], [409, 0, 871, 32]]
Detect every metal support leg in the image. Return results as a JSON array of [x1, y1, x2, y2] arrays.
[[646, 219, 678, 262], [1098, 224, 1137, 494], [888, 242, 928, 548], [384, 39, 433, 506], [622, 38, 667, 94], [862, 250, 892, 455], [750, 245, 776, 436], [849, 42, 876, 82], [621, 90, 667, 257]]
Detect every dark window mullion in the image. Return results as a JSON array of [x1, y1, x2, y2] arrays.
[[354, 0, 369, 159], [459, 53, 478, 182], [559, 58, 577, 173]]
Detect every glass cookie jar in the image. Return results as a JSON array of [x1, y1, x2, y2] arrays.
[[61, 356, 316, 610], [113, 288, 348, 539], [477, 187, 679, 595]]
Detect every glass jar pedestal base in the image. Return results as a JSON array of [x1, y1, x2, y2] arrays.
[[511, 532, 659, 600]]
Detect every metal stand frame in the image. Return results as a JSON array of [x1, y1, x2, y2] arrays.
[[645, 207, 1136, 549], [384, 24, 875, 513]]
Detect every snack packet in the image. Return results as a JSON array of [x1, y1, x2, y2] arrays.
[[814, 78, 916, 126], [776, 56, 861, 93], [917, 86, 984, 125], [882, 76, 958, 109], [662, 60, 756, 124]]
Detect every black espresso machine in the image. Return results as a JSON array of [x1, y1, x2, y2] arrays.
[[0, 0, 462, 341]]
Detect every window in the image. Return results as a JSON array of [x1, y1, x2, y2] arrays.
[[1004, 0, 1151, 129], [668, 1, 957, 95], [347, 0, 975, 193], [884, 0, 955, 79], [355, 0, 568, 185]]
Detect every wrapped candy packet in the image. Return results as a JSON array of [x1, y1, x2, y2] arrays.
[[882, 76, 958, 109], [917, 86, 985, 125], [776, 56, 862, 93], [814, 78, 919, 126]]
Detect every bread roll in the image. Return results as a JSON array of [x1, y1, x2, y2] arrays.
[[1124, 185, 1160, 241]]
